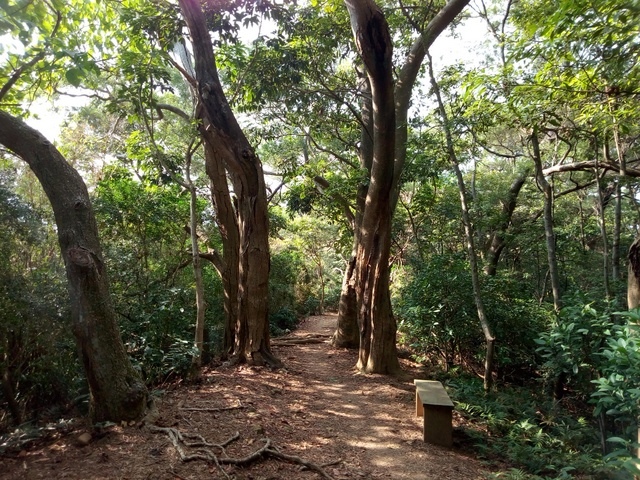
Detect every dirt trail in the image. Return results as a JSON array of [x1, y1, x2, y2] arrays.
[[0, 314, 490, 479], [271, 314, 488, 479]]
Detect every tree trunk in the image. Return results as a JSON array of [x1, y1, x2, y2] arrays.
[[202, 139, 240, 356], [333, 0, 470, 354], [627, 238, 640, 474], [1, 331, 22, 426], [484, 173, 528, 276], [333, 71, 372, 349], [392, 0, 471, 204], [612, 179, 622, 282], [0, 110, 147, 422], [594, 167, 611, 299], [188, 182, 206, 369], [344, 0, 399, 374], [333, 250, 360, 348], [179, 0, 278, 366], [427, 54, 495, 390], [531, 130, 562, 311], [628, 238, 640, 309]]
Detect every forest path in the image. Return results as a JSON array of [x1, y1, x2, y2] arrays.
[[269, 314, 489, 479], [0, 314, 490, 480]]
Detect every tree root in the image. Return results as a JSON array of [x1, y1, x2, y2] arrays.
[[147, 424, 337, 479], [272, 334, 331, 346], [179, 403, 245, 413]]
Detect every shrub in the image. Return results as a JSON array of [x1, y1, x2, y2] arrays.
[[591, 310, 640, 476], [269, 306, 298, 337], [394, 254, 549, 378], [452, 375, 606, 478], [535, 297, 619, 400]]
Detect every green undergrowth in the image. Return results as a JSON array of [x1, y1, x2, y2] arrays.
[[446, 375, 623, 479]]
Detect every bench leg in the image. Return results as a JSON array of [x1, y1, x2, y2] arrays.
[[422, 405, 453, 448]]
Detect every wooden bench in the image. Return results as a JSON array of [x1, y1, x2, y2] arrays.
[[414, 379, 454, 448]]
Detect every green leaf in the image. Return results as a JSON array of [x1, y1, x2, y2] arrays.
[[607, 436, 629, 444], [65, 67, 83, 87]]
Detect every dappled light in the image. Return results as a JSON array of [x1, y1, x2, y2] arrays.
[[0, 315, 488, 479], [2, 0, 640, 477]]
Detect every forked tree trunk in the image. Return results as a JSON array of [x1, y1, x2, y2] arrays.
[[484, 173, 528, 276], [333, 0, 470, 353], [0, 110, 147, 422], [344, 0, 399, 374], [179, 0, 278, 366], [391, 0, 471, 202]]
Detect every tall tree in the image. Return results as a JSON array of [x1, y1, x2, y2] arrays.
[[427, 53, 495, 390], [341, 0, 399, 373], [178, 0, 278, 366], [332, 0, 470, 360], [333, 0, 470, 372]]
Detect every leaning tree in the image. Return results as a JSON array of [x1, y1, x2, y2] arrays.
[[0, 1, 147, 421]]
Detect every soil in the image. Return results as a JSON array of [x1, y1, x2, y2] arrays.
[[0, 314, 491, 479]]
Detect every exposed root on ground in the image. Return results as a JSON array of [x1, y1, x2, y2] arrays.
[[179, 403, 245, 413], [272, 333, 332, 346], [147, 424, 338, 479], [272, 338, 329, 345]]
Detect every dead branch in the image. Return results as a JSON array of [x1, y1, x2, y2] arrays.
[[272, 333, 332, 346]]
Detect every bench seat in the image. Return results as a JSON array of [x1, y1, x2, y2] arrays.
[[414, 379, 454, 447]]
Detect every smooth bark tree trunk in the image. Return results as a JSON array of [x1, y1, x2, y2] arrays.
[[179, 0, 278, 366], [344, 0, 399, 374], [0, 110, 147, 422], [428, 54, 495, 390], [531, 130, 562, 311]]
